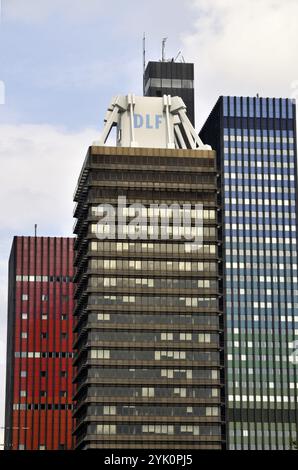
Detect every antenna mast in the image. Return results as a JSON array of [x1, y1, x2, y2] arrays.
[[162, 37, 167, 62], [143, 33, 146, 94], [143, 33, 146, 74]]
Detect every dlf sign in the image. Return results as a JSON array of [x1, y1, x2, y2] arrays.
[[118, 95, 175, 148], [95, 94, 211, 151], [134, 114, 163, 130]]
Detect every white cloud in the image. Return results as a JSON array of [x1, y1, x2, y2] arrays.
[[0, 124, 98, 235], [182, 0, 298, 128]]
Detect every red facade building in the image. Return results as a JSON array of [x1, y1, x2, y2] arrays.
[[4, 236, 74, 450]]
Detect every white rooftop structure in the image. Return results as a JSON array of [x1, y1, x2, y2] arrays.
[[94, 94, 211, 150]]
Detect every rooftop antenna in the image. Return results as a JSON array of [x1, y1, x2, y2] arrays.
[[162, 37, 167, 62], [143, 33, 146, 94], [34, 224, 37, 237], [143, 33, 146, 74]]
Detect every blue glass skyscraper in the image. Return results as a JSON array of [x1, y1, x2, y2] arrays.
[[200, 96, 298, 449]]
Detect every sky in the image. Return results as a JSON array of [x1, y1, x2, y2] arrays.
[[0, 0, 298, 448]]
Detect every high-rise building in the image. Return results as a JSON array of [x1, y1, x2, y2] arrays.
[[72, 95, 225, 449], [144, 61, 195, 125], [4, 236, 74, 450], [200, 96, 298, 449]]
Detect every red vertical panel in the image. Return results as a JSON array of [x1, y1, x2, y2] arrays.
[[8, 236, 74, 450]]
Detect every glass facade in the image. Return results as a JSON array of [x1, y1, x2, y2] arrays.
[[200, 96, 298, 449], [73, 146, 224, 449]]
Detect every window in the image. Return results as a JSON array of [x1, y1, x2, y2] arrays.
[[22, 294, 28, 301], [39, 445, 46, 450], [103, 405, 116, 415], [60, 391, 67, 398], [40, 371, 47, 378], [198, 333, 211, 343], [20, 371, 27, 378], [161, 332, 173, 341], [41, 332, 47, 339], [41, 294, 48, 301], [21, 332, 27, 339], [61, 314, 67, 320], [61, 371, 67, 378], [180, 333, 192, 341], [97, 313, 110, 321], [91, 349, 110, 359], [206, 407, 219, 417], [142, 387, 155, 397], [96, 424, 116, 435], [21, 313, 28, 320], [40, 391, 47, 397], [20, 390, 26, 397]]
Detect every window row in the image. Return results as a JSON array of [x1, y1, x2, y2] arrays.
[[223, 149, 295, 158], [223, 97, 294, 118], [13, 403, 73, 410], [16, 275, 73, 283], [87, 385, 220, 398], [20, 294, 69, 302], [90, 153, 213, 168], [88, 312, 219, 327], [224, 145, 295, 155], [228, 394, 298, 403], [89, 349, 219, 362], [14, 352, 73, 358], [88, 295, 218, 308], [20, 390, 67, 398], [20, 370, 67, 378], [91, 224, 215, 239], [85, 404, 220, 417], [20, 332, 68, 340], [89, 259, 218, 273], [21, 313, 68, 320], [92, 206, 215, 219], [89, 240, 217, 255], [223, 127, 294, 137], [86, 367, 219, 380], [87, 331, 215, 343], [90, 170, 215, 184], [87, 423, 220, 436], [223, 135, 294, 144], [145, 77, 194, 90], [89, 276, 217, 290]]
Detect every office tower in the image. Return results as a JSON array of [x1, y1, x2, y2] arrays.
[[200, 96, 298, 449], [73, 95, 224, 449], [144, 61, 195, 126], [4, 236, 74, 450]]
